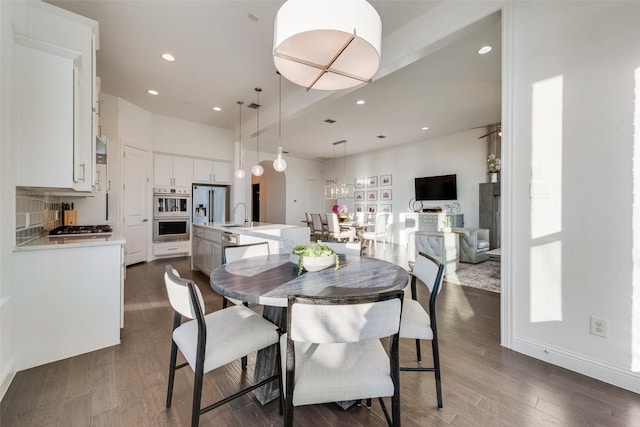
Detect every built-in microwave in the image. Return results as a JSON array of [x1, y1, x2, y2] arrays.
[[153, 217, 190, 242], [154, 187, 190, 218]]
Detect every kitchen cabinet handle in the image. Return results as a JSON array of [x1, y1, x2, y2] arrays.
[[79, 163, 85, 182], [142, 219, 148, 222]]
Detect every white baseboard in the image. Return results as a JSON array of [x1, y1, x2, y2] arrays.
[[513, 335, 640, 394], [0, 355, 16, 401]]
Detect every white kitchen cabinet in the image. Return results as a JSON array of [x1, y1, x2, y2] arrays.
[[14, 4, 98, 192], [193, 159, 231, 184], [14, 241, 123, 370], [191, 225, 223, 276], [154, 154, 193, 187]]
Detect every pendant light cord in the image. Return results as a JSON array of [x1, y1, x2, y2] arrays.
[[255, 87, 261, 162], [237, 101, 243, 167]]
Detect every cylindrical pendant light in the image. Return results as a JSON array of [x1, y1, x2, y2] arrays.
[[235, 101, 246, 179], [251, 88, 264, 177], [273, 72, 287, 172], [273, 0, 382, 91]]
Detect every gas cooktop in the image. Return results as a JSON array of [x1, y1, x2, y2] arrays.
[[49, 225, 113, 236]]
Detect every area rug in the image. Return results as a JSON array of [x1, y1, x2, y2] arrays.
[[445, 260, 501, 293]]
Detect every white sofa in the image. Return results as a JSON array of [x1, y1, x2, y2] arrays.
[[452, 228, 490, 264], [407, 231, 459, 275]]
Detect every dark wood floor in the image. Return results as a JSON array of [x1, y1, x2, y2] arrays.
[[2, 243, 639, 426]]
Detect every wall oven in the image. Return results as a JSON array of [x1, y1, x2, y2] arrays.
[[153, 187, 191, 242], [153, 218, 190, 242], [154, 187, 191, 218]]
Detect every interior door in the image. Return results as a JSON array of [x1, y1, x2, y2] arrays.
[[123, 144, 149, 265]]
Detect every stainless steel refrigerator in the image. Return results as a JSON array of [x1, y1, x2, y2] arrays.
[[192, 185, 229, 224]]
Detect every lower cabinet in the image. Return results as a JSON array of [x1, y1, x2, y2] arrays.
[[153, 241, 190, 257], [14, 242, 123, 370], [192, 227, 222, 276]]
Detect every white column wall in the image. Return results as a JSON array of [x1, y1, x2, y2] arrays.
[[508, 1, 640, 392]]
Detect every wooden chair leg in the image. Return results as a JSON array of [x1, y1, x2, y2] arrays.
[[191, 360, 205, 427], [222, 297, 228, 309]]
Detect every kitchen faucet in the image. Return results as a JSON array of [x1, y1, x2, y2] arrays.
[[232, 202, 248, 225]]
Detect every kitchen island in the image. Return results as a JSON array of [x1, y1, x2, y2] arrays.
[[13, 234, 125, 370], [191, 222, 309, 276]]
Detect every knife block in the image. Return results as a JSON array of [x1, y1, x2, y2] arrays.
[[63, 210, 77, 226]]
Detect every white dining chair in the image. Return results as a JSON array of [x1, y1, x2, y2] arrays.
[[281, 291, 404, 426], [362, 213, 388, 251], [310, 213, 327, 241], [326, 212, 355, 242], [164, 265, 282, 427], [399, 252, 445, 409]]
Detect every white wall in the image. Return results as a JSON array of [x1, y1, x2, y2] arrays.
[[152, 114, 232, 160], [508, 1, 640, 392], [322, 129, 487, 243], [0, 0, 23, 400]]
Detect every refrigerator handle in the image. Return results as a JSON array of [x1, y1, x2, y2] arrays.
[[209, 190, 214, 223]]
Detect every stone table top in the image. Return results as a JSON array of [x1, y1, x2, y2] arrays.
[[210, 253, 409, 308]]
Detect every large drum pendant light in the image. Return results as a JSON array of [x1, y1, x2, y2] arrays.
[[273, 0, 382, 91]]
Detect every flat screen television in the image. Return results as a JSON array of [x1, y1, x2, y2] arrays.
[[414, 174, 457, 201]]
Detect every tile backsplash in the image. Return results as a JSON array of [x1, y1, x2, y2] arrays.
[[16, 189, 61, 246]]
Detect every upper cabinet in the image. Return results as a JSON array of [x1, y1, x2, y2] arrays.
[[14, 3, 98, 192], [193, 159, 231, 184], [154, 154, 193, 187]]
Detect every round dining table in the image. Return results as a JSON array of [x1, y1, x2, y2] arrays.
[[209, 253, 410, 404]]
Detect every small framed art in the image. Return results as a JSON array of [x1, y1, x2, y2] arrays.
[[367, 176, 378, 187], [355, 204, 364, 213], [380, 174, 392, 186], [367, 204, 377, 214], [380, 204, 392, 213], [380, 189, 392, 201], [355, 177, 365, 188], [367, 190, 378, 201], [354, 191, 365, 201]]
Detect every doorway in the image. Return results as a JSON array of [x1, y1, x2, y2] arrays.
[[252, 183, 260, 222]]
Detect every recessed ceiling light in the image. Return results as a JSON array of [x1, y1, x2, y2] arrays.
[[478, 45, 493, 55], [148, 89, 159, 95], [212, 106, 222, 112], [356, 100, 366, 105], [161, 53, 175, 62], [421, 126, 429, 131]]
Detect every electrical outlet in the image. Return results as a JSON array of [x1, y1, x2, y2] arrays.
[[590, 316, 608, 338]]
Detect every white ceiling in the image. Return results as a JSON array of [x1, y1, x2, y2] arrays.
[[47, 1, 501, 161]]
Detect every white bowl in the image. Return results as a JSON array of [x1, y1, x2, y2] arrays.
[[290, 254, 336, 272]]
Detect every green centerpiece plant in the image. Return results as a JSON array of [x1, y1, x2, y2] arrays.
[[291, 242, 339, 275]]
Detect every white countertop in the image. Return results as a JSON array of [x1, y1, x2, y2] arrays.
[[14, 234, 126, 251], [193, 222, 307, 238]]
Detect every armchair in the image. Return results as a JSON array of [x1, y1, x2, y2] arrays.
[[452, 228, 490, 264]]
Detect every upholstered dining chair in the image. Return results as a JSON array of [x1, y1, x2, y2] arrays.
[[304, 212, 313, 238], [163, 265, 282, 427], [362, 213, 388, 251], [399, 252, 445, 409], [310, 213, 327, 241], [326, 212, 356, 242], [281, 291, 404, 427], [222, 241, 270, 308]]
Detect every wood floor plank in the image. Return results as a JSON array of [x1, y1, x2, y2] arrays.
[[59, 393, 92, 427]]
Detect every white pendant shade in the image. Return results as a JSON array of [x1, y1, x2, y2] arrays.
[[252, 164, 264, 176], [273, 0, 381, 91], [273, 147, 287, 172]]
